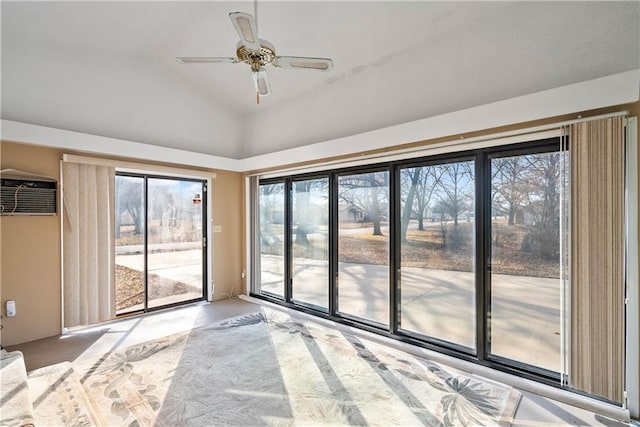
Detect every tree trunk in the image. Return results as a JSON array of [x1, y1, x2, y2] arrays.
[[294, 182, 311, 245], [371, 184, 383, 236], [115, 205, 121, 239], [508, 206, 515, 225], [295, 226, 309, 245], [400, 169, 421, 241], [128, 207, 142, 235]]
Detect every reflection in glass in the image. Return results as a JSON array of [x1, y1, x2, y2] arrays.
[[259, 183, 285, 298], [291, 178, 329, 309], [337, 171, 389, 325], [115, 175, 145, 315], [398, 161, 476, 349], [489, 151, 562, 372], [147, 178, 204, 309], [115, 176, 204, 313]]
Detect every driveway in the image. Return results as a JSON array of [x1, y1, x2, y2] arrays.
[[259, 254, 561, 372], [116, 249, 204, 310]]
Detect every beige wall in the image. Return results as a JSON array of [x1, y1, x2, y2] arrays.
[[1, 142, 63, 346], [0, 141, 244, 346], [1, 102, 638, 348], [210, 169, 244, 300]]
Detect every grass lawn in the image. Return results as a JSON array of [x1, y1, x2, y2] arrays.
[[267, 219, 559, 279]]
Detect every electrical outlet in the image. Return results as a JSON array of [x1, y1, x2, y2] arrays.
[[6, 300, 16, 317], [241, 271, 246, 279]]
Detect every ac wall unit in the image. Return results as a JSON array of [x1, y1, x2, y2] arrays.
[[1, 169, 57, 216]]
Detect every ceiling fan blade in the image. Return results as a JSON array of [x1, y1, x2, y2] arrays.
[[252, 68, 271, 96], [273, 56, 333, 71], [176, 57, 239, 64], [229, 12, 261, 51]]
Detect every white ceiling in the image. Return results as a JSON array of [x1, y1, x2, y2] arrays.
[[2, 1, 639, 160]]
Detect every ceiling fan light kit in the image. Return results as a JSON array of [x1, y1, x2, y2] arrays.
[[177, 11, 333, 103], [252, 68, 271, 97]]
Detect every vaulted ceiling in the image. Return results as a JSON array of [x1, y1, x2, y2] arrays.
[[2, 1, 639, 160]]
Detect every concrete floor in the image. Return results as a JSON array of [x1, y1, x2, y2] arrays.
[[261, 255, 562, 372], [6, 299, 632, 426]]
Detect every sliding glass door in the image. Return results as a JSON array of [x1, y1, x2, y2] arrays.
[[146, 178, 205, 309], [337, 170, 390, 326], [115, 173, 207, 314], [291, 177, 329, 310], [488, 149, 564, 373], [115, 175, 145, 314], [258, 182, 286, 298], [397, 160, 476, 350], [253, 138, 565, 382]]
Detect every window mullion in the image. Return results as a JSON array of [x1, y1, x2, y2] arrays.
[[476, 152, 489, 362], [143, 176, 149, 311], [390, 164, 400, 334], [329, 173, 338, 316], [284, 179, 293, 302]]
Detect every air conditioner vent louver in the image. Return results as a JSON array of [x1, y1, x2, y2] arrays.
[[0, 169, 57, 216]]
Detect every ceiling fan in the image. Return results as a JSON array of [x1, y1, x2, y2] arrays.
[[176, 10, 333, 103]]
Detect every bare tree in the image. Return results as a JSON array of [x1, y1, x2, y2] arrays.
[[414, 167, 444, 230], [399, 166, 444, 241], [339, 172, 388, 236], [400, 167, 422, 242], [531, 153, 561, 259], [436, 162, 474, 227], [522, 152, 561, 260], [116, 177, 143, 236], [292, 179, 328, 245], [293, 181, 312, 245], [260, 183, 284, 246], [149, 184, 174, 227], [434, 162, 474, 249], [492, 156, 533, 225]]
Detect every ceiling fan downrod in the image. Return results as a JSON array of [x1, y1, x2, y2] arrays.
[[175, 0, 333, 102]]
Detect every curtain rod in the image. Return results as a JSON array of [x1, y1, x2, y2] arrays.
[[252, 110, 628, 179], [62, 154, 217, 180]]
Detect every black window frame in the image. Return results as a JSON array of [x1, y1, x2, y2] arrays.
[[115, 171, 208, 315], [289, 174, 331, 313], [394, 153, 479, 356], [253, 137, 564, 387], [256, 178, 287, 301]]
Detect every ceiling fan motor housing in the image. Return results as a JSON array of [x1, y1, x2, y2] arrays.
[[236, 40, 276, 71]]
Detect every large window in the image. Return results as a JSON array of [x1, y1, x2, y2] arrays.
[[258, 182, 286, 298], [253, 139, 565, 381], [488, 150, 565, 373], [338, 170, 390, 326], [398, 159, 476, 350], [291, 177, 329, 310]]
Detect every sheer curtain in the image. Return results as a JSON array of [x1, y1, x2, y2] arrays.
[[62, 162, 116, 328], [568, 116, 625, 403]]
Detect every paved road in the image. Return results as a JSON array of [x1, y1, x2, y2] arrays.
[[116, 249, 204, 310], [117, 248, 563, 373], [116, 241, 201, 255], [260, 254, 562, 373]]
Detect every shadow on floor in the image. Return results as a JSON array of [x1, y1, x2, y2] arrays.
[[6, 328, 109, 371]]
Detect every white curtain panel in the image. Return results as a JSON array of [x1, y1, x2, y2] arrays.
[[62, 162, 116, 328]]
